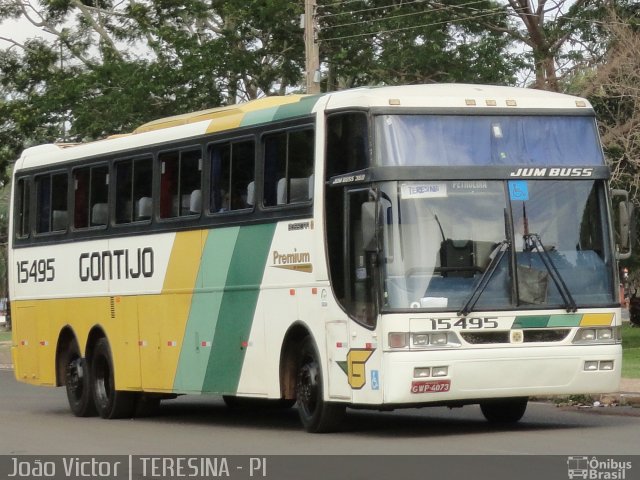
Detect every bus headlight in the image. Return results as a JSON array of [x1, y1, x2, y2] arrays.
[[410, 332, 460, 349], [430, 333, 448, 345], [573, 327, 618, 344], [413, 334, 429, 346]]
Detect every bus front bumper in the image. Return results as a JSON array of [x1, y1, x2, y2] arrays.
[[381, 344, 622, 405]]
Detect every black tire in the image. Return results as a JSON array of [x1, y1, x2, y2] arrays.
[[91, 338, 136, 419], [295, 336, 345, 433], [480, 397, 528, 424], [63, 340, 97, 417]]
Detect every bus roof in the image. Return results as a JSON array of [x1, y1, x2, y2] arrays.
[[14, 84, 593, 172]]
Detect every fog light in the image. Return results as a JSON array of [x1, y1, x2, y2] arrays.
[[389, 333, 408, 349], [597, 329, 613, 341], [431, 333, 448, 345], [584, 361, 599, 371], [432, 366, 448, 377], [414, 367, 431, 378], [413, 334, 429, 346], [599, 361, 614, 371]]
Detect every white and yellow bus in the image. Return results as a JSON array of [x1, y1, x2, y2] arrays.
[[8, 85, 631, 432]]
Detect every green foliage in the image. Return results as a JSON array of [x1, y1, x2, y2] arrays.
[[622, 324, 640, 379], [319, 0, 521, 88]]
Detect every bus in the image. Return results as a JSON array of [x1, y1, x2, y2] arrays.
[[8, 84, 631, 433]]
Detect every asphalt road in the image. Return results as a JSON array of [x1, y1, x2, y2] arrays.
[[1, 371, 640, 456]]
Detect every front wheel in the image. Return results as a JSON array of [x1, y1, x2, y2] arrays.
[[91, 338, 136, 419], [295, 337, 345, 433], [480, 397, 528, 424]]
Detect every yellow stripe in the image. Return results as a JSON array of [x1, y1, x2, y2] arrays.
[[205, 112, 244, 134], [137, 230, 208, 391], [580, 313, 614, 326]]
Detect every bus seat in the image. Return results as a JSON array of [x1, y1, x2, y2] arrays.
[[246, 181, 255, 206], [91, 203, 108, 226], [181, 194, 191, 215], [190, 189, 202, 214], [136, 197, 152, 220], [276, 178, 287, 204], [278, 177, 309, 204], [52, 210, 68, 231], [290, 178, 309, 203], [308, 174, 314, 200]]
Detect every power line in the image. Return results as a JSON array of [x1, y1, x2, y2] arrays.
[[317, 0, 429, 20], [322, 3, 504, 31], [318, 0, 498, 19], [321, 10, 508, 42], [316, 0, 370, 11]]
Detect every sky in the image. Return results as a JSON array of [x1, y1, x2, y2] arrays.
[[0, 17, 54, 47]]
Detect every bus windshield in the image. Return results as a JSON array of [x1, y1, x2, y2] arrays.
[[375, 115, 605, 166], [380, 179, 615, 312]]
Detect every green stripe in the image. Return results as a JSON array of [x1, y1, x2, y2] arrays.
[[240, 96, 322, 127], [173, 228, 240, 392], [272, 95, 322, 121], [201, 223, 276, 393], [240, 107, 280, 127], [513, 314, 585, 329], [512, 315, 550, 329], [548, 314, 582, 327]]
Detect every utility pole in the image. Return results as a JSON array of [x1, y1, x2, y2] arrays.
[[304, 0, 320, 94]]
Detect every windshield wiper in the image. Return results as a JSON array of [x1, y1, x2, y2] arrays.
[[523, 233, 577, 312], [458, 240, 509, 317]]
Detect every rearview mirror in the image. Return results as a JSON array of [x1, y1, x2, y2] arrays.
[[612, 189, 633, 260], [361, 201, 378, 252]]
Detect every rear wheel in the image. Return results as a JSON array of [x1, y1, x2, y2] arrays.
[[91, 338, 136, 419], [64, 340, 96, 417], [480, 397, 528, 424], [295, 337, 345, 433]]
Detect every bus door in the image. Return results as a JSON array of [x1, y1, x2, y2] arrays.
[[326, 187, 383, 401]]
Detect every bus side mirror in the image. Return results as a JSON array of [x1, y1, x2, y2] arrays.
[[361, 201, 379, 252], [612, 189, 633, 260]]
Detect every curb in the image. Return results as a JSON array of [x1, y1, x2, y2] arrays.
[[618, 394, 640, 408]]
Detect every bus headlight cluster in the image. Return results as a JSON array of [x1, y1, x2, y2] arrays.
[[584, 360, 615, 371], [572, 326, 620, 344], [413, 332, 460, 348], [388, 332, 461, 349]]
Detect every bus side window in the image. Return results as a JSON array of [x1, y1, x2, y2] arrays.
[[74, 165, 109, 229], [263, 128, 314, 207], [115, 158, 152, 224], [14, 178, 31, 239], [35, 172, 68, 234], [159, 148, 202, 219], [210, 139, 255, 213]]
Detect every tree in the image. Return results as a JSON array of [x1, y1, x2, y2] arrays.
[[318, 0, 522, 89], [569, 5, 640, 196], [444, 0, 617, 92], [0, 0, 308, 182]]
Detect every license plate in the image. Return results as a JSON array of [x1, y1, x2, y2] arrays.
[[411, 379, 451, 394]]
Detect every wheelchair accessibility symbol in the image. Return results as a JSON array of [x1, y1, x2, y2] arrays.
[[508, 180, 529, 201], [371, 370, 380, 390]]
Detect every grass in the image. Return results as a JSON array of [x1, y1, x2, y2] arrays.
[[0, 330, 11, 342], [622, 323, 640, 379]]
